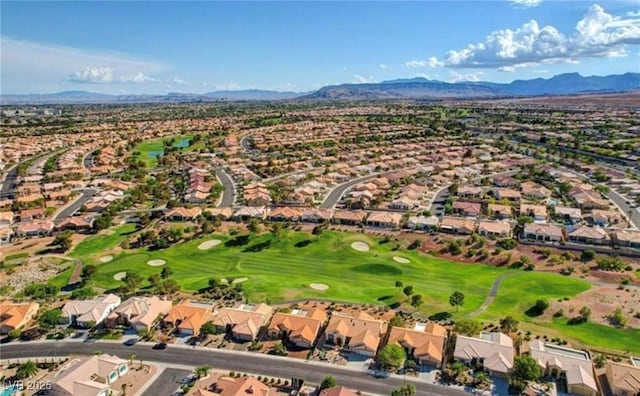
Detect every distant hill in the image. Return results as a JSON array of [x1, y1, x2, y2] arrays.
[[303, 72, 640, 100], [2, 73, 638, 104]]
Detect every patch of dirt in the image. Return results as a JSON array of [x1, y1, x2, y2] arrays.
[[147, 259, 166, 267], [99, 255, 113, 263], [350, 241, 370, 252], [198, 239, 222, 250], [309, 283, 329, 291]]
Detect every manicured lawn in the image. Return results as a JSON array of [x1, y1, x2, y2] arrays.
[[48, 262, 75, 288], [5, 252, 29, 261], [71, 223, 137, 261], [88, 230, 588, 319], [132, 135, 195, 168], [548, 318, 640, 354]]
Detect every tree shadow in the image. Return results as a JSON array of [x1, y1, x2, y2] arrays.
[[224, 235, 251, 247], [243, 240, 272, 253], [294, 240, 313, 248]]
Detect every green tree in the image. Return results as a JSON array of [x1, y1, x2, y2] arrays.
[[500, 316, 519, 334], [160, 267, 173, 279], [16, 360, 39, 379], [38, 308, 62, 329], [320, 375, 337, 390], [200, 321, 217, 336], [410, 294, 423, 308], [378, 344, 406, 371], [194, 365, 211, 379], [53, 231, 73, 252], [391, 383, 416, 396], [510, 355, 542, 384], [453, 319, 482, 336], [403, 285, 414, 296], [580, 250, 596, 262], [247, 218, 261, 234], [122, 272, 143, 293], [82, 264, 97, 281], [449, 291, 465, 312]]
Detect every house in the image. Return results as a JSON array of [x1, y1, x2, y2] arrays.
[[267, 207, 303, 222], [520, 204, 548, 222], [590, 209, 625, 227], [612, 229, 640, 249], [319, 386, 359, 396], [0, 301, 40, 334], [55, 216, 95, 231], [477, 220, 513, 238], [164, 300, 214, 336], [15, 221, 54, 237], [457, 186, 484, 199], [324, 312, 387, 357], [567, 225, 610, 245], [388, 197, 417, 211], [573, 191, 609, 210], [452, 201, 482, 218], [50, 354, 128, 396], [0, 228, 13, 244], [523, 223, 564, 243], [333, 210, 366, 226], [387, 322, 447, 367], [405, 215, 440, 231], [453, 332, 515, 377], [605, 360, 640, 396], [61, 294, 121, 328], [232, 206, 267, 221], [521, 182, 552, 201], [19, 208, 45, 222], [208, 376, 272, 396], [528, 340, 598, 396], [212, 303, 273, 341], [164, 207, 202, 221], [365, 211, 403, 229], [488, 203, 513, 219], [300, 208, 334, 223], [109, 296, 172, 331], [494, 188, 521, 202], [0, 211, 15, 227], [554, 206, 583, 224], [267, 308, 327, 348], [205, 207, 234, 220], [439, 216, 476, 235], [493, 175, 520, 188]]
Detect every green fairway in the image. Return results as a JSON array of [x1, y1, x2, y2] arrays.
[[71, 223, 137, 261], [132, 135, 197, 168], [85, 230, 590, 318]]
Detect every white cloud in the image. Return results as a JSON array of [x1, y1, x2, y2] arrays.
[[508, 0, 543, 8], [405, 56, 443, 68], [121, 72, 158, 84], [1, 36, 166, 93], [68, 66, 114, 83], [171, 77, 187, 85], [414, 73, 431, 79], [441, 4, 640, 70], [380, 64, 388, 69], [352, 74, 377, 83], [448, 71, 484, 83]]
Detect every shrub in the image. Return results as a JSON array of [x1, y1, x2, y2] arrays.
[[580, 250, 596, 262], [496, 239, 518, 250]]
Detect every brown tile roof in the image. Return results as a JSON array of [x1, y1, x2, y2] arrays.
[[0, 301, 39, 331], [388, 323, 447, 364]]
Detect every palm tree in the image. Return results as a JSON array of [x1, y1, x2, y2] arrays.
[[194, 365, 211, 379], [128, 352, 136, 366], [16, 360, 38, 379]]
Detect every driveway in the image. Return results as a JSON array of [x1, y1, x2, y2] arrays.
[[141, 368, 191, 396]]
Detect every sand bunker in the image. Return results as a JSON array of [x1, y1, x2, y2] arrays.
[[310, 283, 329, 291], [99, 255, 113, 263], [147, 259, 166, 267], [198, 239, 222, 250], [351, 242, 370, 252], [231, 277, 248, 284], [113, 272, 127, 281], [393, 256, 410, 264]]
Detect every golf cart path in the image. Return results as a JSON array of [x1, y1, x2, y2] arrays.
[[466, 272, 515, 318]]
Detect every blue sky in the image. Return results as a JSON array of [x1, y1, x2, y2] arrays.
[[1, 1, 639, 94]]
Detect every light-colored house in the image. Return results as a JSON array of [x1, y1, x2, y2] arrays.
[[232, 206, 267, 220], [567, 225, 610, 245], [488, 204, 513, 219], [405, 215, 439, 231], [324, 312, 387, 357], [494, 188, 521, 202], [457, 186, 484, 199], [365, 211, 403, 229], [267, 207, 303, 222], [521, 182, 552, 200], [523, 223, 564, 243], [477, 220, 513, 238], [61, 294, 121, 328], [528, 340, 598, 396], [612, 229, 640, 249], [387, 322, 447, 367], [15, 221, 54, 237], [319, 386, 359, 396], [520, 204, 548, 222], [109, 296, 172, 331], [0, 301, 40, 334], [49, 354, 128, 396], [300, 208, 333, 223], [452, 201, 482, 218], [453, 332, 514, 377], [267, 308, 327, 348], [164, 207, 202, 221], [208, 376, 272, 396], [605, 360, 640, 396], [164, 300, 214, 336], [554, 206, 583, 224], [333, 210, 366, 226], [439, 216, 475, 235], [590, 209, 625, 227], [212, 303, 273, 341]]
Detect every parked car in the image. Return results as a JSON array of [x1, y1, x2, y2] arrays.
[[152, 342, 167, 350]]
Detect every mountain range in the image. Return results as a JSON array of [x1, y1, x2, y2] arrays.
[[1, 72, 639, 104]]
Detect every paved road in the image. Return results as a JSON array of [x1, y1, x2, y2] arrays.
[[83, 150, 96, 170], [0, 341, 468, 396], [54, 189, 96, 221], [0, 164, 18, 200], [320, 173, 385, 209], [466, 273, 515, 318], [141, 368, 190, 396], [215, 169, 235, 208]]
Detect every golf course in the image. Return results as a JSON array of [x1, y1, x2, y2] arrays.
[[131, 134, 198, 168], [60, 225, 640, 354]]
